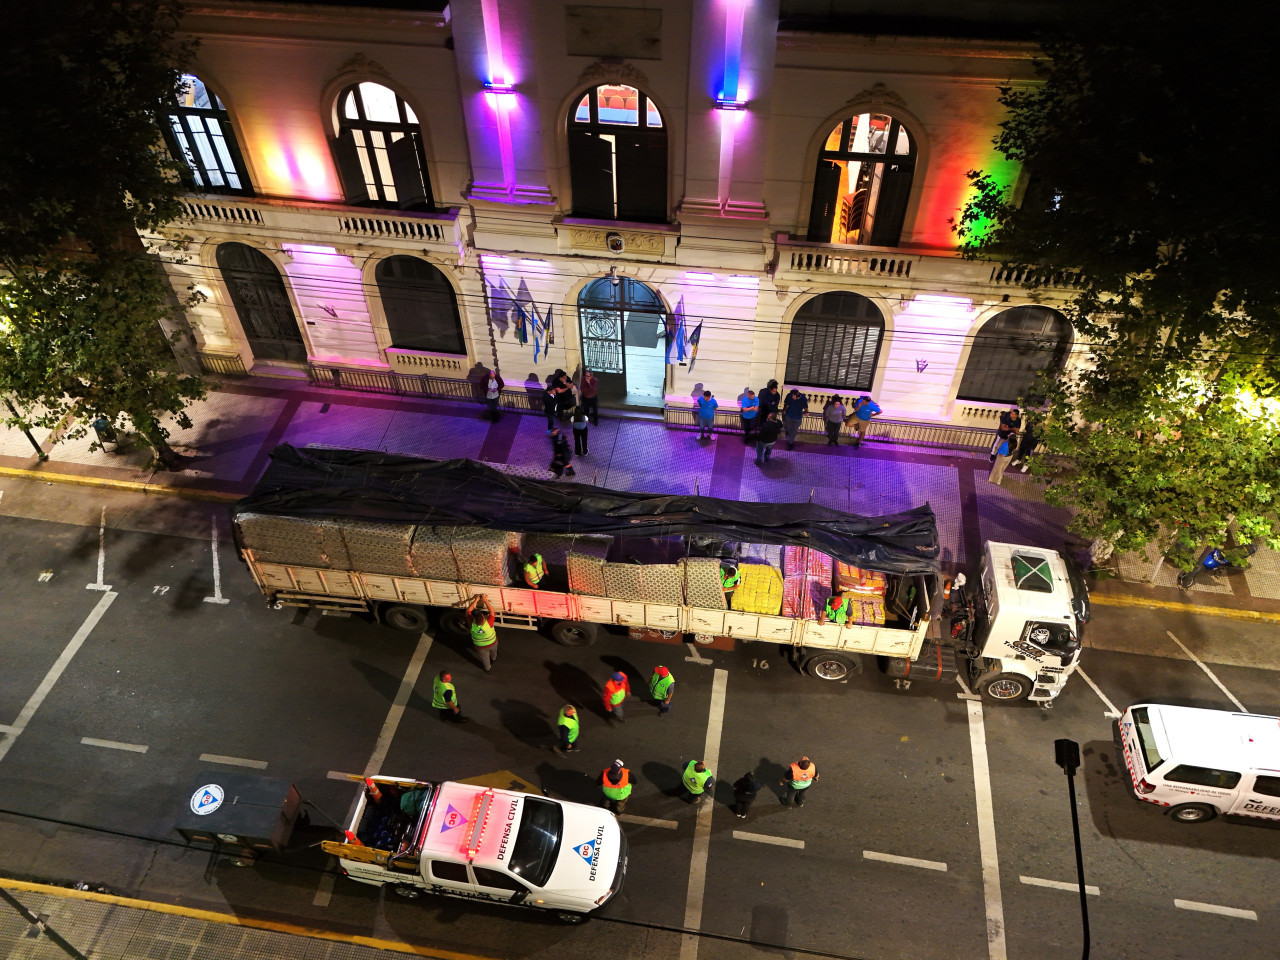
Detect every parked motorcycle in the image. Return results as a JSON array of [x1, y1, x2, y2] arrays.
[[1176, 544, 1257, 590]]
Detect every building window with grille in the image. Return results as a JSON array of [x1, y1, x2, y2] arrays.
[[164, 75, 252, 195], [330, 82, 433, 210], [375, 256, 465, 355], [956, 306, 1071, 404], [567, 84, 667, 223], [784, 292, 885, 391], [807, 113, 915, 247]]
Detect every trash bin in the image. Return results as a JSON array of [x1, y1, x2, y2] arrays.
[[91, 417, 119, 451]]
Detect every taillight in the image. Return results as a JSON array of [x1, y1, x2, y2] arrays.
[[1136, 779, 1156, 795]]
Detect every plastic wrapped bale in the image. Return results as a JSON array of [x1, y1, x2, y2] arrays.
[[568, 553, 607, 596], [448, 528, 512, 585], [603, 562, 645, 601], [525, 533, 612, 567], [681, 557, 726, 609], [737, 542, 783, 569], [730, 563, 784, 614], [640, 563, 683, 605], [409, 526, 461, 581], [782, 546, 833, 581], [235, 513, 350, 569], [339, 520, 417, 577], [782, 575, 827, 620], [835, 562, 888, 596]]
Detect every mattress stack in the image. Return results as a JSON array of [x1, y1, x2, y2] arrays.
[[448, 527, 512, 585], [566, 536, 614, 596], [639, 563, 683, 605], [408, 526, 462, 581], [602, 562, 645, 601], [680, 557, 726, 609], [235, 513, 351, 569], [781, 546, 834, 620], [340, 520, 416, 577], [730, 562, 784, 615]]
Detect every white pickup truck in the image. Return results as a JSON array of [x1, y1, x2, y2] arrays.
[[321, 777, 626, 922]]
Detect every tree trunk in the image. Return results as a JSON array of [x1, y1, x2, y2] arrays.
[[135, 415, 182, 471]]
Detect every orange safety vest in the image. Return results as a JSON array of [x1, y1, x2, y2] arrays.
[[603, 678, 628, 708], [601, 768, 632, 801], [788, 762, 816, 788]]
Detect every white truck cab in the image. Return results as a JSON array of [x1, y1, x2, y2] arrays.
[[323, 777, 627, 921], [1118, 703, 1280, 824]]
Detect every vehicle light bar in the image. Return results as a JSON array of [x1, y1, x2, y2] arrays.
[[464, 788, 497, 862]]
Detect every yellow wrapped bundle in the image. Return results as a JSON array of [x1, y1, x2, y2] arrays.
[[855, 597, 886, 625], [731, 563, 784, 615]]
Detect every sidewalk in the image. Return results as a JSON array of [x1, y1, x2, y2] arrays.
[[3, 373, 1280, 622]]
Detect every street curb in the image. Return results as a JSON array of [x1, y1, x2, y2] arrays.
[[1091, 592, 1280, 624], [0, 877, 497, 960], [0, 466, 241, 503]]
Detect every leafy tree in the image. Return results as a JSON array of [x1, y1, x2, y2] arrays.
[[957, 0, 1280, 567]]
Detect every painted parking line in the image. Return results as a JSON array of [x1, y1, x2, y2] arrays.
[[1166, 631, 1247, 711], [86, 506, 112, 592], [1074, 667, 1121, 719], [734, 831, 804, 850], [199, 753, 268, 770], [1019, 875, 1099, 896], [619, 814, 679, 830], [1174, 899, 1257, 921], [81, 737, 148, 754], [203, 515, 231, 605], [966, 699, 1007, 960], [862, 850, 947, 872], [679, 667, 728, 960]]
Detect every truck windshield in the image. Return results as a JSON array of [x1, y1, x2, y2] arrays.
[[508, 797, 563, 888]]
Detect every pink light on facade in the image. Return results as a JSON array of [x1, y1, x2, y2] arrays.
[[479, 0, 517, 196], [258, 135, 338, 201], [715, 0, 750, 209]]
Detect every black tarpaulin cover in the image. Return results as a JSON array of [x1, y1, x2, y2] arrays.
[[233, 445, 940, 575]]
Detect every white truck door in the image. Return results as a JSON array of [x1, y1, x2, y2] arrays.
[[471, 866, 531, 903], [425, 859, 477, 895], [1226, 773, 1280, 821]]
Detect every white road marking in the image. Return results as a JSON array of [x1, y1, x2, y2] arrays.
[[863, 850, 947, 871], [1020, 875, 1099, 896], [199, 753, 268, 770], [312, 872, 336, 907], [619, 814, 678, 830], [86, 506, 111, 591], [1174, 899, 1257, 920], [1074, 667, 1121, 718], [954, 672, 980, 700], [362, 630, 434, 778], [81, 737, 148, 754], [37, 570, 53, 582], [204, 514, 230, 604], [152, 585, 169, 595], [0, 725, 16, 735], [734, 831, 804, 849], [684, 642, 714, 665], [0, 591, 117, 765], [1166, 631, 1247, 711], [967, 699, 1007, 960], [679, 667, 728, 960]]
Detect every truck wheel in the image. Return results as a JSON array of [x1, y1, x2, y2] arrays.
[[438, 609, 471, 639], [391, 884, 422, 899], [550, 620, 598, 646], [977, 673, 1032, 703], [1170, 803, 1218, 824], [382, 604, 428, 632], [555, 910, 587, 924], [802, 652, 857, 681]]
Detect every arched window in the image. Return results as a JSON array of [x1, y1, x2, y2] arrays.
[[215, 243, 305, 362], [957, 306, 1071, 404], [784, 292, 884, 391], [567, 84, 667, 222], [807, 113, 915, 247], [375, 257, 465, 355], [164, 75, 252, 195], [330, 82, 433, 209]]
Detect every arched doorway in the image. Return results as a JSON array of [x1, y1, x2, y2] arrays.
[[215, 243, 306, 362], [375, 256, 465, 354], [578, 277, 666, 406]]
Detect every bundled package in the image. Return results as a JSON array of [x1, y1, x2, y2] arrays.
[[836, 562, 888, 596], [731, 562, 784, 615]]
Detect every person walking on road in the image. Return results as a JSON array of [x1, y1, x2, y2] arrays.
[[603, 670, 631, 722], [572, 406, 590, 456], [782, 388, 808, 449], [696, 390, 719, 440], [822, 395, 846, 446], [465, 594, 498, 672], [782, 756, 819, 807], [549, 427, 576, 478], [600, 759, 632, 814], [740, 389, 759, 444], [682, 760, 713, 804], [989, 429, 1018, 486], [845, 394, 881, 448], [579, 369, 599, 424], [733, 770, 761, 818], [554, 705, 580, 755], [431, 670, 470, 723], [649, 665, 675, 717], [522, 552, 547, 589], [755, 412, 783, 466]]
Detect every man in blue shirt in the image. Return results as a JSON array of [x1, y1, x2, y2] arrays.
[[845, 395, 881, 448], [696, 390, 719, 440], [740, 389, 759, 445]]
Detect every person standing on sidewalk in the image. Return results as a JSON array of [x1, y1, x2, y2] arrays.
[[755, 412, 783, 466], [572, 406, 590, 456], [484, 370, 504, 422], [781, 756, 819, 807], [682, 760, 713, 804], [465, 594, 498, 672], [649, 665, 675, 717], [696, 390, 719, 440], [990, 407, 1022, 462], [989, 429, 1018, 486], [758, 380, 781, 420], [542, 381, 559, 432], [579, 369, 599, 424], [603, 670, 631, 722], [782, 389, 808, 449], [600, 760, 632, 814], [733, 770, 761, 819], [431, 670, 471, 723], [1011, 421, 1039, 472], [845, 394, 881, 448], [822, 395, 846, 445], [554, 370, 576, 423], [554, 705, 580, 755], [740, 389, 759, 444]]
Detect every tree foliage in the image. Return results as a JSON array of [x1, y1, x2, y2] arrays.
[[958, 0, 1280, 566]]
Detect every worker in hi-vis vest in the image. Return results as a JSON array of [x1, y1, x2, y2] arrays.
[[554, 705, 580, 755], [431, 670, 469, 723], [821, 592, 852, 625], [649, 665, 675, 717], [600, 759, 632, 814], [781, 756, 819, 807], [682, 760, 713, 803], [603, 670, 631, 723], [465, 594, 498, 672], [523, 553, 547, 588], [720, 562, 741, 601]]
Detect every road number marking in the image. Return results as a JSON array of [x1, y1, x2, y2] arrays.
[[735, 831, 804, 849], [863, 850, 947, 871], [152, 585, 169, 595], [1020, 875, 1099, 896], [38, 570, 53, 582]]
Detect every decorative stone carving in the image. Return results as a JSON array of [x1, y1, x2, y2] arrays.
[[575, 59, 652, 91], [848, 82, 909, 114], [567, 226, 665, 256], [335, 53, 390, 79]]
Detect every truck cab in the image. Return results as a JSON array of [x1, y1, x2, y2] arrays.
[[325, 777, 626, 921]]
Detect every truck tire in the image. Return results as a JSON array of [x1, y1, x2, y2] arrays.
[[976, 672, 1032, 703], [550, 620, 598, 646], [391, 884, 422, 899], [1169, 803, 1218, 824], [438, 609, 471, 639], [801, 652, 858, 681], [382, 604, 429, 632]]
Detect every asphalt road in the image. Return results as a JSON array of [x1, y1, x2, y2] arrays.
[[1, 482, 1278, 960]]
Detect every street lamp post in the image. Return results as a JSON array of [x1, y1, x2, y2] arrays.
[[1055, 737, 1090, 960]]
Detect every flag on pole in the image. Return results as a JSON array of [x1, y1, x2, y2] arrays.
[[513, 300, 528, 345], [531, 307, 542, 364], [687, 320, 703, 371], [544, 304, 554, 345]]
